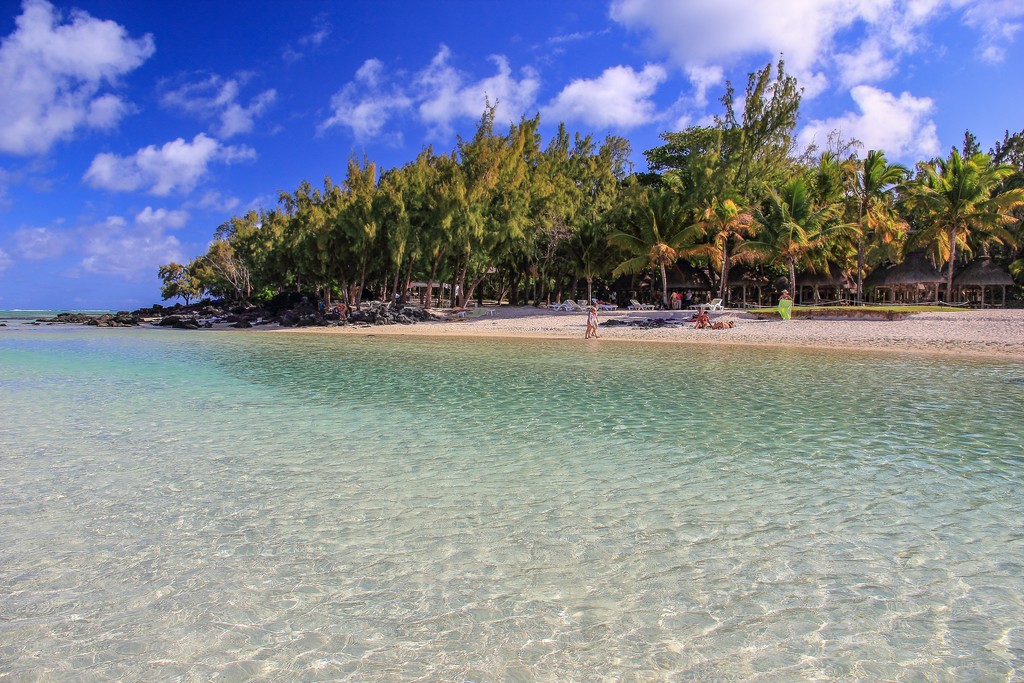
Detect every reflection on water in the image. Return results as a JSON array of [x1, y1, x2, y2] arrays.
[[1, 326, 1023, 680]]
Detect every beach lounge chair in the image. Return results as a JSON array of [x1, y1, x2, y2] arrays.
[[704, 298, 725, 311], [597, 302, 617, 311], [547, 301, 570, 311], [628, 299, 654, 310], [563, 300, 587, 312]]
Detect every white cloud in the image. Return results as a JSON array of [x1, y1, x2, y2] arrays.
[[962, 0, 1024, 62], [0, 248, 13, 274], [835, 38, 898, 86], [83, 133, 255, 196], [13, 226, 65, 259], [542, 64, 667, 128], [162, 75, 276, 138], [610, 0, 1021, 89], [416, 46, 541, 132], [79, 212, 184, 278], [611, 0, 875, 71], [322, 47, 541, 140], [686, 65, 723, 107], [134, 206, 189, 230], [798, 85, 939, 160], [194, 190, 241, 213], [0, 0, 154, 155], [282, 14, 332, 63], [320, 59, 413, 141]]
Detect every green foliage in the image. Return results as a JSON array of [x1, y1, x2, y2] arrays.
[[158, 261, 204, 305], [158, 97, 1024, 311]]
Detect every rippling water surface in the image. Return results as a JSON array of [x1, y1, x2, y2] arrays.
[[1, 322, 1023, 681]]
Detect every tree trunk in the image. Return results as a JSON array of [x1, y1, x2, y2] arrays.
[[946, 226, 958, 303], [856, 239, 865, 305], [719, 242, 731, 304], [788, 260, 797, 298], [586, 275, 593, 303], [660, 263, 669, 306]]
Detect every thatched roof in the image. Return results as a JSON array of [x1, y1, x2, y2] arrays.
[[864, 252, 944, 287], [798, 263, 849, 288], [953, 256, 1014, 287], [665, 263, 712, 289], [725, 265, 771, 287]]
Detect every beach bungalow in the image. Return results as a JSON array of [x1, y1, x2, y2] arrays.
[[666, 264, 714, 303], [863, 252, 945, 304], [796, 263, 851, 305], [953, 256, 1015, 308], [724, 266, 773, 308]]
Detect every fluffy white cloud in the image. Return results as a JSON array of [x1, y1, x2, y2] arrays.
[[320, 59, 413, 141], [162, 75, 276, 138], [962, 0, 1024, 62], [79, 210, 185, 278], [133, 206, 189, 230], [415, 46, 541, 132], [611, 0, 876, 71], [542, 64, 667, 128], [322, 46, 541, 140], [83, 133, 255, 196], [13, 226, 65, 259], [798, 85, 939, 160], [612, 0, 1023, 89], [835, 38, 898, 87], [0, 248, 13, 274], [0, 0, 154, 155], [687, 65, 724, 107]]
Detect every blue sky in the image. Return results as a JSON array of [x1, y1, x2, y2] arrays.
[[1, 0, 1021, 310]]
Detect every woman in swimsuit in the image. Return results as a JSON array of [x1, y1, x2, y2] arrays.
[[585, 305, 600, 339]]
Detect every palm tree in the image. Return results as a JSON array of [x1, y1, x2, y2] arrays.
[[740, 176, 849, 295], [904, 150, 1024, 302], [692, 197, 755, 305], [843, 150, 909, 303], [609, 189, 703, 306]]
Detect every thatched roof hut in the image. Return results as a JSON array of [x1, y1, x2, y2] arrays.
[[797, 263, 851, 303], [863, 252, 944, 303], [666, 263, 713, 290], [953, 256, 1014, 307], [723, 266, 772, 307]]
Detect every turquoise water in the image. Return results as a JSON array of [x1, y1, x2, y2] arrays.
[[1, 323, 1023, 680]]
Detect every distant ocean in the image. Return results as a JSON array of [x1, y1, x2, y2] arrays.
[[0, 309, 116, 319], [1, 323, 1022, 680]]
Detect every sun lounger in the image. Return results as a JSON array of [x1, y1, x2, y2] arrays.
[[628, 299, 654, 310], [692, 296, 724, 311], [563, 300, 587, 312]]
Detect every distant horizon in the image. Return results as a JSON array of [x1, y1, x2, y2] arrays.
[[1, 0, 1022, 310]]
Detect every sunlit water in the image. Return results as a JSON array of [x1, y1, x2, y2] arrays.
[[1, 320, 1023, 681]]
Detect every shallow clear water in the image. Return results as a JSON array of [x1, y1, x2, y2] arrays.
[[1, 322, 1023, 681]]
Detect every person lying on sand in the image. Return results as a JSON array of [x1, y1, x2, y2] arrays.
[[711, 321, 735, 329]]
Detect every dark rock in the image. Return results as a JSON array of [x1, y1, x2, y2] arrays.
[[232, 319, 252, 328]]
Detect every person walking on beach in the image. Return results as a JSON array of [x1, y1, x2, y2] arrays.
[[585, 304, 600, 339]]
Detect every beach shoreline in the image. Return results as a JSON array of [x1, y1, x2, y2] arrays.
[[265, 306, 1024, 360]]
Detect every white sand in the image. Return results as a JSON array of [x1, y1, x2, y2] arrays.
[[272, 306, 1024, 359]]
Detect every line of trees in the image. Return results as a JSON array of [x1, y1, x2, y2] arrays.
[[160, 61, 1024, 309]]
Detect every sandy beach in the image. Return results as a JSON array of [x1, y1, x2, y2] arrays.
[[274, 306, 1024, 359]]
